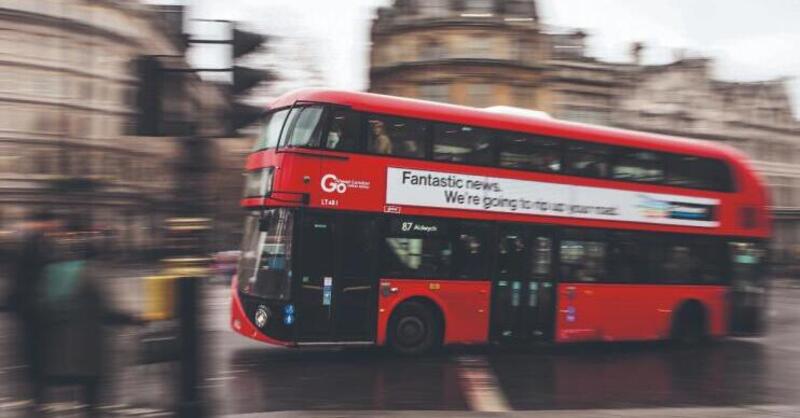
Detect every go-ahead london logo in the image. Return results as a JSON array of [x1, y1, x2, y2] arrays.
[[320, 174, 371, 194]]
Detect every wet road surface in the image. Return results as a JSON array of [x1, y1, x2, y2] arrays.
[[1, 271, 799, 416], [208, 282, 800, 416]]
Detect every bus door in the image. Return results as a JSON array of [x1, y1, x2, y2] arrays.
[[294, 213, 378, 343], [295, 213, 337, 341], [332, 216, 378, 342], [492, 226, 555, 342]]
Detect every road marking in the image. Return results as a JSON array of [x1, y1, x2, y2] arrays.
[[456, 355, 511, 412], [0, 399, 32, 409]]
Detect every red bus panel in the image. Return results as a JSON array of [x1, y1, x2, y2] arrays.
[[555, 283, 727, 342], [376, 278, 491, 345]]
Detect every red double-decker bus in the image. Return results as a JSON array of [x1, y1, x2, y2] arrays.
[[231, 89, 769, 354]]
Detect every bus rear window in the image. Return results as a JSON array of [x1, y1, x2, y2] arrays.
[[666, 155, 733, 192], [254, 109, 290, 150]]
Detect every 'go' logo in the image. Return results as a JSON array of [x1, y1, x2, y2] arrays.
[[321, 174, 347, 193]]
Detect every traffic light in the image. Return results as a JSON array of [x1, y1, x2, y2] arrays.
[[229, 27, 275, 135], [134, 55, 163, 136]]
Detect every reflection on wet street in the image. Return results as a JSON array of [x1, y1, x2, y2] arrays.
[[209, 283, 800, 415]]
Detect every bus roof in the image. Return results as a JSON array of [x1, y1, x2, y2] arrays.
[[268, 89, 747, 164]]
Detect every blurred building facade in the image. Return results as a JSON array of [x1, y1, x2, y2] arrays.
[[369, 0, 800, 264], [0, 0, 230, 257], [369, 0, 624, 123], [615, 58, 800, 263]]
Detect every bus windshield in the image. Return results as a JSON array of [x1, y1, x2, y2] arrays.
[[237, 209, 294, 300]]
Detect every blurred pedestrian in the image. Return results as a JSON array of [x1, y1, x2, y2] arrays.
[[5, 210, 60, 410], [35, 215, 144, 418]]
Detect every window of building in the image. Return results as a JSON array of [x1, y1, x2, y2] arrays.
[[367, 114, 428, 158], [469, 36, 492, 57], [513, 38, 537, 63], [513, 85, 536, 108], [467, 83, 492, 107], [565, 141, 610, 178], [559, 230, 606, 283], [612, 149, 664, 183], [464, 0, 494, 13], [505, 0, 532, 15], [433, 123, 494, 165], [420, 39, 446, 60], [419, 0, 448, 16], [324, 108, 361, 152], [419, 83, 450, 103], [498, 132, 561, 172], [560, 108, 610, 125]]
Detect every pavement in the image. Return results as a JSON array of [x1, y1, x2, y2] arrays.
[[224, 405, 800, 417], [1, 266, 800, 417]]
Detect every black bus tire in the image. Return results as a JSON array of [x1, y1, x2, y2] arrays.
[[670, 301, 708, 346], [387, 300, 441, 356]]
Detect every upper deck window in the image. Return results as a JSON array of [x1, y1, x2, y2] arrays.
[[666, 155, 733, 192], [367, 115, 427, 158], [497, 133, 561, 172], [324, 108, 361, 152], [254, 109, 290, 150], [565, 142, 610, 178], [433, 123, 494, 165], [612, 149, 664, 183]]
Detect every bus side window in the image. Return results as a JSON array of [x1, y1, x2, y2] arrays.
[[565, 142, 611, 178], [382, 218, 451, 277], [497, 133, 561, 173], [612, 149, 664, 183], [559, 230, 607, 283], [451, 222, 489, 279], [432, 123, 495, 166], [694, 238, 725, 284], [607, 232, 646, 283], [657, 237, 724, 284], [367, 115, 428, 158], [324, 109, 361, 152]]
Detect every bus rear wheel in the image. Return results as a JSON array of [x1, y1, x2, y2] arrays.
[[388, 301, 441, 355], [671, 302, 708, 346]]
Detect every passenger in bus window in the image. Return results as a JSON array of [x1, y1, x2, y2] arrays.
[[369, 119, 393, 154], [399, 139, 419, 156], [543, 149, 561, 172], [326, 124, 342, 149]]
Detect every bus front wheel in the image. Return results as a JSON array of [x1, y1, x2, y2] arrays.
[[388, 300, 441, 355]]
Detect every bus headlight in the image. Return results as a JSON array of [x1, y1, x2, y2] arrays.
[[243, 167, 275, 198], [254, 305, 271, 329]]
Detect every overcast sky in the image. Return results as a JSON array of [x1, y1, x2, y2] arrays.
[[163, 0, 800, 110]]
